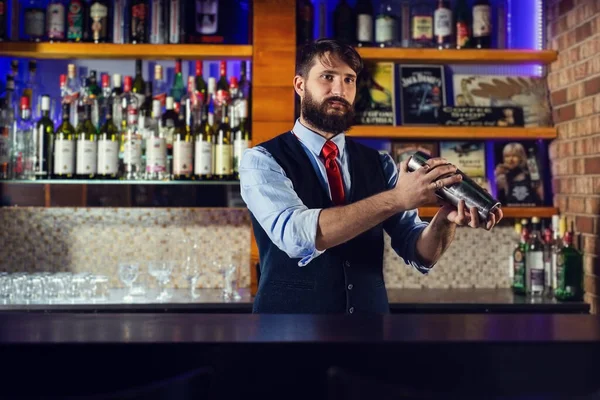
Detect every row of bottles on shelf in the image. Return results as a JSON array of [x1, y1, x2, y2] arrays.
[[0, 58, 252, 181], [510, 216, 583, 302], [0, 0, 245, 45], [299, 0, 504, 50]]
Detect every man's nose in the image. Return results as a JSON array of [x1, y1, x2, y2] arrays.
[[330, 78, 345, 97]]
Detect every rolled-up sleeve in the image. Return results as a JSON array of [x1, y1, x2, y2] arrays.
[[239, 146, 325, 267], [379, 153, 432, 274]]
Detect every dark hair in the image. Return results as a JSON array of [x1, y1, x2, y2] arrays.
[[295, 39, 364, 78]]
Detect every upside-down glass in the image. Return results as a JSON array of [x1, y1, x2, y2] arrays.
[[118, 262, 140, 302], [148, 261, 174, 301], [182, 237, 200, 299]]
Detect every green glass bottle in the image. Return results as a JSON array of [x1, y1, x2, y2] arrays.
[[35, 95, 55, 179], [214, 104, 232, 181], [233, 100, 251, 180], [96, 107, 120, 179], [195, 61, 208, 105], [53, 103, 76, 179], [132, 59, 146, 110], [172, 100, 193, 180], [555, 222, 584, 302], [75, 104, 98, 179], [512, 218, 528, 295], [194, 104, 214, 180]]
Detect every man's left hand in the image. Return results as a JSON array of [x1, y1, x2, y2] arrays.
[[436, 199, 503, 230]]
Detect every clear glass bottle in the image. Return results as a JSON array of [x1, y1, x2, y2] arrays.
[[145, 99, 167, 181], [14, 96, 35, 180], [0, 76, 15, 180]]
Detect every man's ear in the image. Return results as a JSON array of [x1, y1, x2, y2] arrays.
[[293, 75, 304, 98]]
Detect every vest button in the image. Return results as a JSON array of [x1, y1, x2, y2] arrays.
[[344, 261, 351, 267], [347, 284, 353, 290], [348, 307, 354, 314]]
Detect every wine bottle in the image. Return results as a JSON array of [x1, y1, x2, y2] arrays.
[[23, 0, 46, 42], [172, 99, 193, 180], [555, 220, 584, 302], [96, 107, 120, 179], [90, 0, 110, 43], [526, 217, 545, 296], [170, 59, 186, 109], [47, 0, 67, 42], [131, 0, 148, 44], [411, 0, 434, 48], [214, 104, 232, 180], [67, 0, 86, 42], [355, 0, 373, 47], [233, 100, 250, 180], [215, 61, 230, 121], [53, 103, 76, 179], [195, 61, 208, 106], [375, 0, 397, 48], [434, 0, 452, 50], [472, 0, 491, 49], [454, 0, 471, 49], [512, 219, 529, 295], [132, 59, 146, 110], [333, 0, 355, 46], [194, 103, 214, 180], [34, 95, 54, 179], [75, 104, 98, 179]]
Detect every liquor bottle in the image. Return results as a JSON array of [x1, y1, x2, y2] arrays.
[[0, 0, 7, 41], [333, 0, 356, 46], [555, 222, 584, 302], [96, 106, 120, 179], [34, 95, 54, 179], [149, 0, 165, 44], [195, 61, 208, 106], [411, 0, 434, 48], [145, 99, 167, 180], [472, 0, 491, 49], [0, 76, 15, 180], [512, 219, 528, 295], [526, 217, 545, 296], [47, 0, 67, 42], [172, 99, 193, 180], [355, 0, 373, 47], [75, 104, 98, 179], [67, 0, 87, 42], [542, 220, 554, 297], [111, 74, 124, 129], [131, 0, 148, 44], [551, 215, 565, 293], [64, 64, 81, 127], [215, 61, 230, 120], [296, 0, 314, 46], [214, 104, 232, 180], [132, 60, 146, 110], [90, 0, 110, 43], [194, 103, 213, 180], [434, 0, 452, 50], [153, 65, 167, 108], [167, 0, 183, 44], [15, 96, 35, 180], [161, 96, 178, 172], [496, 0, 506, 49], [88, 70, 102, 128], [112, 0, 129, 44], [233, 100, 250, 180], [23, 0, 46, 42], [22, 61, 44, 121], [121, 76, 143, 181], [170, 60, 186, 109], [375, 0, 397, 48], [454, 0, 471, 49], [53, 103, 76, 179]]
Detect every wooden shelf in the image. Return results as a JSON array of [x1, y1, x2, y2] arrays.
[[418, 207, 558, 218], [347, 126, 557, 140], [0, 42, 253, 60], [356, 47, 557, 65]]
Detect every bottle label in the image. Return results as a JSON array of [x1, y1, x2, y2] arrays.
[[357, 14, 373, 42], [527, 252, 545, 292], [513, 250, 525, 288], [90, 2, 109, 41], [47, 4, 66, 39], [76, 140, 97, 175], [35, 125, 47, 175], [434, 8, 452, 37], [556, 253, 565, 290], [194, 140, 213, 175], [67, 0, 84, 40], [169, 0, 181, 43], [173, 141, 193, 175], [160, 124, 175, 148], [132, 4, 147, 41], [124, 136, 142, 165], [375, 16, 395, 43], [233, 138, 249, 172], [145, 137, 166, 172], [551, 253, 558, 290], [127, 106, 139, 127], [473, 5, 491, 37], [150, 0, 165, 44], [215, 89, 230, 108], [0, 129, 10, 165], [215, 144, 232, 176], [97, 139, 119, 175], [456, 21, 469, 47], [412, 16, 433, 40], [25, 9, 46, 37], [54, 139, 75, 175]]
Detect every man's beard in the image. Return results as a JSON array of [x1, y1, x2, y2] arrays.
[[301, 89, 355, 134]]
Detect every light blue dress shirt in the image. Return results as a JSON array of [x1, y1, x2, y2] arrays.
[[239, 119, 431, 273]]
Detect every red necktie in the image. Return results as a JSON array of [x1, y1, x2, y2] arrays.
[[321, 140, 345, 206]]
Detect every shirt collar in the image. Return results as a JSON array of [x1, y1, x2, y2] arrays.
[[292, 119, 346, 158]]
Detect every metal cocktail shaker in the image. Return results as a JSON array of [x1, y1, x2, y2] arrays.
[[407, 151, 501, 222]]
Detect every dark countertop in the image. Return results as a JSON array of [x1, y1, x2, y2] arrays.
[[0, 288, 589, 314]]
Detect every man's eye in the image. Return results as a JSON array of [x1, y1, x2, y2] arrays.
[[322, 74, 333, 80], [345, 78, 355, 84]]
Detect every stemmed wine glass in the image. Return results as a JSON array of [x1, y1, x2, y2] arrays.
[[148, 261, 174, 301], [118, 262, 140, 302]]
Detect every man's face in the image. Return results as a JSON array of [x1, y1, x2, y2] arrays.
[[298, 53, 358, 134]]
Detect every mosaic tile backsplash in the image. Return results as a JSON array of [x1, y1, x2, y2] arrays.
[[0, 208, 515, 289]]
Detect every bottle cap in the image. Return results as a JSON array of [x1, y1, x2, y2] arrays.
[[154, 64, 163, 80], [123, 76, 133, 92], [166, 96, 174, 110], [531, 216, 540, 224], [60, 74, 67, 87], [229, 76, 238, 88], [20, 96, 30, 109], [113, 74, 122, 87], [152, 100, 162, 118], [101, 74, 110, 88], [67, 63, 76, 77], [41, 96, 51, 111], [195, 61, 202, 75]]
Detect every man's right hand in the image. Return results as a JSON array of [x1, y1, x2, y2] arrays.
[[393, 157, 463, 211]]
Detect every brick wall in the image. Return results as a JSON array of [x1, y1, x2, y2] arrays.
[[547, 0, 600, 314]]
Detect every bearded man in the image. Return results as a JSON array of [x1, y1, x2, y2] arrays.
[[239, 39, 502, 314]]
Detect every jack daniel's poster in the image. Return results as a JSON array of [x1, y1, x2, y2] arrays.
[[398, 65, 446, 125], [354, 62, 396, 125], [493, 141, 546, 207]]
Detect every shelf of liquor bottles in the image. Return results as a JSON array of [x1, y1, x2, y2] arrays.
[[0, 43, 253, 61], [347, 126, 557, 140], [1, 179, 240, 185], [355, 48, 558, 66], [417, 206, 559, 219]]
